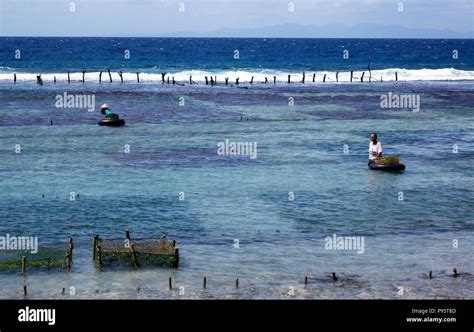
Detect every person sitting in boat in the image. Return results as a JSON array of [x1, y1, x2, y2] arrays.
[[100, 103, 114, 118], [368, 132, 382, 165]]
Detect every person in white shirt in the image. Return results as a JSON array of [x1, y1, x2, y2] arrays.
[[368, 132, 382, 165]]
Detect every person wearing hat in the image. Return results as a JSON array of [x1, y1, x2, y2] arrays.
[[100, 103, 113, 118]]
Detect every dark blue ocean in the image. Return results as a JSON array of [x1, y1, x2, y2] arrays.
[[0, 38, 473, 299], [1, 37, 474, 75]]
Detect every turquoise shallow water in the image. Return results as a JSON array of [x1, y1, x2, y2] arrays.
[[0, 81, 473, 299]]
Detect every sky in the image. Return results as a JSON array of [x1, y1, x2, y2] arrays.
[[0, 0, 472, 37]]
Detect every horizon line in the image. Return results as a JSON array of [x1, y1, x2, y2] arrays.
[[1, 35, 473, 39]]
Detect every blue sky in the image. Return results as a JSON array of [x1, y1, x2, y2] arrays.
[[0, 0, 472, 37]]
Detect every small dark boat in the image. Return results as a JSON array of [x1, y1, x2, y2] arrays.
[[369, 163, 405, 171], [98, 115, 125, 127]]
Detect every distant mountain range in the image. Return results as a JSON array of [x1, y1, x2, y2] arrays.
[[158, 23, 473, 39]]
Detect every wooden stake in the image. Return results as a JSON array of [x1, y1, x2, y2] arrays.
[[66, 237, 73, 271], [203, 277, 207, 289], [118, 71, 124, 83], [21, 256, 26, 274], [14, 73, 17, 84], [236, 78, 239, 85], [99, 71, 102, 83], [395, 71, 398, 82], [452, 268, 459, 277], [287, 75, 291, 84], [68, 71, 70, 83], [169, 277, 173, 289], [205, 76, 208, 85], [161, 72, 166, 83], [312, 73, 316, 82], [250, 76, 254, 84], [136, 73, 140, 83], [265, 77, 268, 84], [97, 245, 103, 267], [301, 72, 305, 84], [273, 76, 276, 84], [304, 276, 308, 285], [429, 271, 432, 279], [92, 235, 98, 261], [236, 278, 239, 288], [350, 70, 353, 82], [130, 243, 139, 268], [68, 237, 74, 257], [368, 57, 372, 83], [108, 69, 112, 83], [124, 230, 138, 268], [66, 252, 71, 272], [225, 77, 229, 85], [336, 71, 339, 82], [172, 77, 176, 85], [54, 76, 56, 84], [332, 272, 338, 281], [323, 74, 326, 83], [82, 70, 86, 83], [23, 285, 27, 296], [361, 72, 365, 82]]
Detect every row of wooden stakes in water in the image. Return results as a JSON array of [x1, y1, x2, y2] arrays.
[[17, 268, 464, 297], [15, 69, 400, 86], [177, 269, 463, 289]]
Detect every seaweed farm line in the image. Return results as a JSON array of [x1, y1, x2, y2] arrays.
[[12, 69, 400, 85], [9, 270, 470, 300]]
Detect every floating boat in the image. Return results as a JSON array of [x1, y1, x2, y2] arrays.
[[98, 116, 125, 127], [369, 162, 406, 171]]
